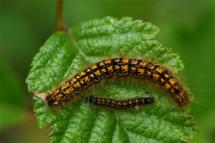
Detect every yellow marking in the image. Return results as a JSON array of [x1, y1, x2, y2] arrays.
[[99, 62, 105, 66], [131, 60, 138, 65], [64, 87, 75, 94], [89, 74, 94, 78], [79, 71, 86, 76], [91, 64, 98, 70], [138, 68, 145, 74], [160, 78, 165, 83], [107, 66, 113, 72], [164, 74, 170, 78], [79, 80, 85, 85], [115, 65, 120, 70], [86, 68, 91, 73], [71, 78, 77, 83], [115, 58, 121, 62], [149, 64, 155, 70], [121, 65, 129, 71], [84, 76, 90, 82], [131, 67, 136, 72], [104, 59, 112, 64], [122, 58, 129, 63], [153, 73, 160, 80], [139, 61, 147, 67], [164, 83, 171, 90], [61, 82, 70, 90], [146, 71, 152, 76], [75, 82, 81, 88], [94, 70, 101, 76], [169, 78, 177, 85], [155, 67, 163, 74], [76, 75, 81, 79], [101, 68, 107, 73], [63, 90, 70, 94]]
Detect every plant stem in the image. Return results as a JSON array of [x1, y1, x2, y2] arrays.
[[56, 0, 67, 32]]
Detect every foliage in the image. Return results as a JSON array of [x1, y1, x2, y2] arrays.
[[26, 17, 196, 143]]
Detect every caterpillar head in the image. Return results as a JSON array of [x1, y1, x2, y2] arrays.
[[35, 92, 62, 108]]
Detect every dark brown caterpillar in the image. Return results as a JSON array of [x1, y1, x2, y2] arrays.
[[85, 95, 154, 109], [39, 58, 189, 108]]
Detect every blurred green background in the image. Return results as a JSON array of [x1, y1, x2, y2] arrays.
[[0, 0, 215, 143]]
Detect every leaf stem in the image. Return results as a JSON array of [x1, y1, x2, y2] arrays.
[[56, 0, 67, 32]]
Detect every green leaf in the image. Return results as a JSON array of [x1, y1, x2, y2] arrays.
[[26, 17, 196, 143]]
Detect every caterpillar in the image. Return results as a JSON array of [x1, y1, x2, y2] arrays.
[[85, 95, 154, 109], [38, 58, 189, 108]]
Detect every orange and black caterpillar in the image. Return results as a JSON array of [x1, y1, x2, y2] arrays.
[[85, 95, 154, 109], [42, 58, 189, 108]]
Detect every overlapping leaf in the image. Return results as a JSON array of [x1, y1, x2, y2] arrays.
[[26, 17, 196, 143]]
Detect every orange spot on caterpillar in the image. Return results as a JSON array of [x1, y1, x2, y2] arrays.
[[107, 66, 113, 72], [85, 95, 154, 109], [79, 71, 86, 77], [42, 58, 190, 108]]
